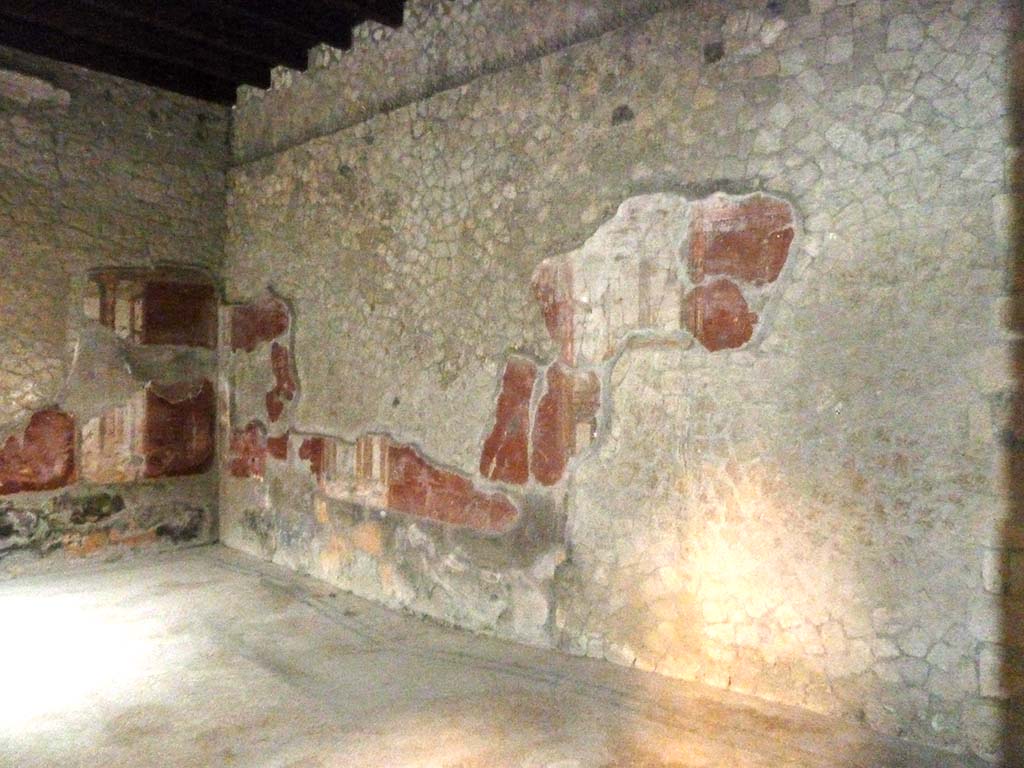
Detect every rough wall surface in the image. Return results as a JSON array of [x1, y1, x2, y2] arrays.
[[232, 0, 686, 162], [0, 48, 228, 567], [224, 0, 1019, 762]]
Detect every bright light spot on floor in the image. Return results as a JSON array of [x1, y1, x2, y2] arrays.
[[0, 591, 154, 733]]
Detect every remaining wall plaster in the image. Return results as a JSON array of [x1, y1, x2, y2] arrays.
[[0, 48, 229, 568], [223, 0, 1019, 762]]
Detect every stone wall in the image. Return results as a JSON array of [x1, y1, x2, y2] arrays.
[[0, 47, 229, 568], [223, 0, 1020, 762]]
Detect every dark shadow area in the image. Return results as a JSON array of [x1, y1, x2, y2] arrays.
[[1004, 2, 1024, 765]]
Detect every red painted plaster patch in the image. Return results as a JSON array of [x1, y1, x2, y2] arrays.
[[0, 409, 76, 494], [531, 259, 575, 364], [299, 436, 326, 480], [684, 279, 758, 352], [230, 295, 290, 353], [530, 363, 600, 486], [267, 432, 289, 461], [86, 268, 217, 347], [143, 380, 215, 478], [265, 341, 297, 423], [479, 356, 537, 484], [387, 444, 518, 533], [689, 194, 794, 285], [229, 420, 266, 479], [141, 281, 217, 348]]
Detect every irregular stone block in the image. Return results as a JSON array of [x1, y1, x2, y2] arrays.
[[63, 530, 111, 557], [684, 279, 757, 352], [387, 443, 518, 533], [0, 69, 70, 108], [689, 193, 794, 285], [154, 507, 206, 543], [265, 341, 297, 422], [0, 409, 75, 494], [531, 363, 600, 486], [143, 380, 215, 478], [230, 294, 289, 352], [62, 492, 125, 525], [229, 420, 267, 479], [479, 355, 537, 484], [0, 504, 40, 548]]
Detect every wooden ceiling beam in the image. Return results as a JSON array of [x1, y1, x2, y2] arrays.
[[0, 14, 240, 103], [3, 0, 272, 86], [207, 0, 358, 49], [77, 0, 317, 70]]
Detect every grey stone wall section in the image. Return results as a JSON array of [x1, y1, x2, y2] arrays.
[[0, 47, 229, 566], [225, 0, 1018, 762], [232, 0, 688, 162], [0, 46, 228, 429]]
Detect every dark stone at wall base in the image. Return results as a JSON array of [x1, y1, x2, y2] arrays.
[[65, 493, 125, 524], [0, 505, 40, 547], [155, 508, 205, 543]]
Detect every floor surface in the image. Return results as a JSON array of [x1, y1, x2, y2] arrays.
[[0, 545, 985, 768]]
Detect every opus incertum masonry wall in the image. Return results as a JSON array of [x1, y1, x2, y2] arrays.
[[223, 0, 1023, 761], [0, 0, 1012, 763], [0, 47, 228, 566]]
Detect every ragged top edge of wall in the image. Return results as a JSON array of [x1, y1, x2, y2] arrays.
[[230, 0, 692, 166]]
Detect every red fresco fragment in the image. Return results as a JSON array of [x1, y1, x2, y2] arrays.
[[267, 433, 289, 461], [231, 295, 290, 353], [479, 356, 537, 484], [387, 444, 518, 533], [265, 342, 297, 423], [685, 279, 758, 352], [530, 363, 600, 486], [299, 436, 325, 480], [689, 194, 794, 285], [0, 409, 75, 494], [229, 421, 266, 479], [141, 281, 217, 348], [531, 259, 575, 364], [143, 380, 215, 478]]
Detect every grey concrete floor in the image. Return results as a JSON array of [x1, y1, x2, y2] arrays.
[[0, 545, 984, 768]]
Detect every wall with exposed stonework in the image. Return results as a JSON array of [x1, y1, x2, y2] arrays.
[[222, 0, 1021, 762], [0, 47, 228, 569]]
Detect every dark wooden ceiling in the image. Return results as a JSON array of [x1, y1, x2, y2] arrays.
[[0, 1, 406, 103]]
